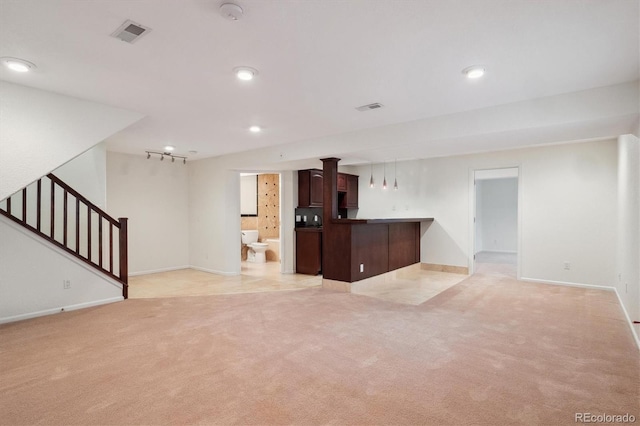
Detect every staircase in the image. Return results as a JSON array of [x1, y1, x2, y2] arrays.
[[0, 173, 128, 298]]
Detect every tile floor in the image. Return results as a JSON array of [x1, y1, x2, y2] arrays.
[[129, 261, 471, 306], [129, 262, 321, 299]]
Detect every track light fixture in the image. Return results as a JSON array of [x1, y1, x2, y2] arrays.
[[145, 150, 187, 164]]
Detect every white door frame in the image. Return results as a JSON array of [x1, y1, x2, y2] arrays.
[[468, 166, 522, 278]]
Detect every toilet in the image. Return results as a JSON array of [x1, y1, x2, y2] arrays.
[[241, 230, 268, 263]]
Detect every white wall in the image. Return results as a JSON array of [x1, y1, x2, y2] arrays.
[[106, 152, 190, 275], [354, 139, 618, 288], [617, 134, 640, 333], [0, 215, 123, 324], [54, 142, 107, 208], [280, 171, 296, 274], [0, 81, 143, 200], [476, 178, 518, 253], [188, 158, 241, 275]]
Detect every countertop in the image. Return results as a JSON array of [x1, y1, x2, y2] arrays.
[[330, 217, 434, 225], [295, 227, 323, 232]]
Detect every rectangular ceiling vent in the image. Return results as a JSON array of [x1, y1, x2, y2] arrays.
[[356, 103, 384, 112], [111, 20, 151, 44]]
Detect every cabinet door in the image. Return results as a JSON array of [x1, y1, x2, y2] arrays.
[[298, 170, 311, 207], [309, 170, 323, 207], [296, 231, 322, 275], [345, 174, 359, 208], [337, 173, 347, 191]]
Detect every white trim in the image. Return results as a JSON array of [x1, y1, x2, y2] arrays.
[[477, 250, 517, 254], [0, 296, 123, 324], [190, 265, 239, 276], [613, 288, 640, 351], [520, 277, 615, 291], [129, 265, 190, 276], [521, 277, 639, 351]]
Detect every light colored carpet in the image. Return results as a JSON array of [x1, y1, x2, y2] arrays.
[[1, 272, 638, 425]]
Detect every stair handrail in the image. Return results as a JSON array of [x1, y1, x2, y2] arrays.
[[0, 173, 128, 299]]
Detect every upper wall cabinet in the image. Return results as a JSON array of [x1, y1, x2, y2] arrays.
[[341, 174, 359, 209], [298, 169, 324, 207], [298, 169, 359, 209]]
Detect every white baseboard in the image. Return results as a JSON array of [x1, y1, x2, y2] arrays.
[[190, 265, 239, 276], [613, 288, 640, 351], [521, 277, 639, 351], [477, 250, 517, 254], [520, 277, 615, 292], [0, 296, 124, 325], [129, 265, 190, 276]]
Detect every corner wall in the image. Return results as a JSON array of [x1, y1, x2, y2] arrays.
[[617, 134, 640, 338]]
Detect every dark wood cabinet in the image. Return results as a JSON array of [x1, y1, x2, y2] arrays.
[[298, 169, 323, 207], [299, 169, 358, 209], [295, 228, 322, 275], [337, 173, 347, 191], [345, 174, 358, 209]]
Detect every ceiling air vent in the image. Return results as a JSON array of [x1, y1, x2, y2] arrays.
[[356, 103, 384, 112], [111, 20, 151, 44]]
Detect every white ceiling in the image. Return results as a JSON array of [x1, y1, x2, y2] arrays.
[[1, 0, 638, 166]]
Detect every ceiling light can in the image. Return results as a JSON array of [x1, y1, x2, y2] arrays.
[[1, 57, 36, 73], [249, 125, 261, 133], [462, 65, 485, 79], [234, 66, 258, 81]]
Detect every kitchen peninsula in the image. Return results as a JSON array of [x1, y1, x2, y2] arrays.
[[320, 158, 433, 290]]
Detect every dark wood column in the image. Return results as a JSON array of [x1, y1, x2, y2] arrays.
[[321, 158, 351, 281], [321, 158, 339, 222]]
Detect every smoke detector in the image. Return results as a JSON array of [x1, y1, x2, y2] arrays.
[[219, 3, 244, 21], [356, 103, 384, 112], [111, 20, 151, 44]]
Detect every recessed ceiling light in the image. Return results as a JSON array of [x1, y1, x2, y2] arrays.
[[462, 65, 485, 79], [164, 145, 175, 151], [234, 66, 258, 81], [249, 126, 261, 133], [1, 57, 36, 73]]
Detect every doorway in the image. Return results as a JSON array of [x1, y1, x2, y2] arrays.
[[472, 168, 519, 278], [240, 172, 283, 275]]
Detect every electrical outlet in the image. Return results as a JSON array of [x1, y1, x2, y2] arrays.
[[63, 280, 71, 289], [563, 262, 571, 270], [360, 264, 364, 273], [618, 273, 622, 282]]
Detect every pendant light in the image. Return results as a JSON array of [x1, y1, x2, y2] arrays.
[[369, 163, 375, 188], [383, 161, 387, 189], [394, 159, 398, 190]]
